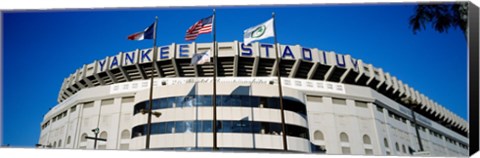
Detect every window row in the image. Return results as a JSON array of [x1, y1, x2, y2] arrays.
[[42, 96, 135, 130], [131, 120, 309, 139], [51, 110, 68, 123], [133, 95, 307, 116], [375, 104, 468, 150], [313, 131, 373, 155]]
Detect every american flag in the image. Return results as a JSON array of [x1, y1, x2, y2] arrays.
[[185, 15, 213, 41]]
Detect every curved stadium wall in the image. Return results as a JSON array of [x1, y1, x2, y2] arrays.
[[38, 41, 469, 156]]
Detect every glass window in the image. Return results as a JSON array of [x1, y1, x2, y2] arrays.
[[101, 98, 114, 105], [174, 96, 186, 108], [202, 121, 212, 132], [219, 121, 232, 133], [83, 101, 94, 108], [269, 123, 282, 135], [238, 121, 251, 133], [81, 133, 87, 142], [306, 95, 323, 102], [267, 98, 280, 109], [121, 130, 130, 139], [249, 96, 259, 108], [251, 122, 262, 133], [121, 96, 134, 103], [365, 149, 373, 155], [376, 105, 383, 113], [228, 95, 242, 106], [215, 96, 222, 106], [67, 136, 71, 144], [70, 105, 77, 113], [384, 138, 389, 148], [240, 96, 251, 107], [363, 135, 371, 144], [183, 96, 195, 108], [151, 99, 161, 109], [166, 122, 175, 133], [166, 97, 175, 108], [314, 130, 324, 140], [175, 122, 186, 133], [197, 95, 212, 107], [402, 144, 406, 153], [355, 101, 368, 108], [340, 132, 349, 142], [185, 121, 195, 133], [100, 131, 107, 139], [341, 147, 351, 154], [395, 142, 400, 151], [332, 98, 347, 105], [120, 144, 129, 150]]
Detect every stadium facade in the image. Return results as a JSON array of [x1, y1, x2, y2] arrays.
[[38, 41, 469, 156]]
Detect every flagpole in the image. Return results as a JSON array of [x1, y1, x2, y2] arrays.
[[212, 8, 218, 151], [272, 12, 288, 151], [145, 16, 158, 150]]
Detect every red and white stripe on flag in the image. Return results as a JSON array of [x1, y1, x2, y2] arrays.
[[185, 15, 213, 41]]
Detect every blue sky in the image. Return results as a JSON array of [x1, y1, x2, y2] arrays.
[[2, 4, 467, 147]]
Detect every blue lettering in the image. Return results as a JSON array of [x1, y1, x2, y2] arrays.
[[241, 43, 253, 56], [141, 49, 152, 62], [179, 45, 189, 57], [321, 51, 327, 64], [282, 46, 295, 59], [160, 47, 169, 59], [124, 52, 135, 65], [98, 59, 106, 71], [351, 58, 358, 71], [302, 48, 312, 61], [260, 44, 273, 57], [110, 56, 119, 69], [336, 54, 346, 67]]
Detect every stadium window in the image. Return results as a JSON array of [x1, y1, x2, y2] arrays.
[[101, 98, 114, 105], [339, 132, 349, 142], [341, 147, 351, 154], [80, 133, 87, 142], [332, 98, 347, 105], [83, 101, 94, 108], [395, 142, 400, 151], [384, 138, 389, 148], [67, 136, 71, 144], [58, 139, 62, 148], [402, 144, 406, 153], [121, 96, 135, 104], [120, 144, 129, 150], [306, 95, 323, 102], [98, 144, 106, 150], [70, 105, 77, 113], [121, 130, 130, 139], [53, 141, 56, 148], [388, 112, 394, 118], [314, 130, 324, 140], [355, 101, 368, 108], [376, 105, 383, 113], [363, 134, 371, 144], [365, 149, 374, 155]]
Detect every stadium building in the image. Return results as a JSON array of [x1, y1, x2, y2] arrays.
[[38, 41, 469, 156]]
